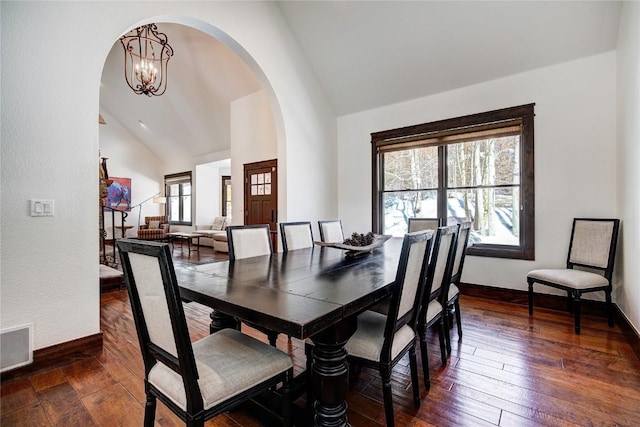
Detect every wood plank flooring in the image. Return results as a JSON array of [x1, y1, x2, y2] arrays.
[[2, 245, 639, 426]]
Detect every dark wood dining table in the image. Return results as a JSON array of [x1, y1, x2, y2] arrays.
[[177, 237, 403, 427]]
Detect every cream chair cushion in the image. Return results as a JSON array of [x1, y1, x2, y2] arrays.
[[425, 300, 443, 324], [527, 269, 608, 290], [320, 221, 344, 243], [229, 228, 271, 259], [148, 328, 292, 411], [448, 283, 459, 300], [283, 224, 313, 250], [345, 311, 416, 362]]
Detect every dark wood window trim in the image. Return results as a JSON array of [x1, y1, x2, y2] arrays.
[[371, 104, 535, 260], [165, 171, 192, 226], [221, 175, 231, 217]]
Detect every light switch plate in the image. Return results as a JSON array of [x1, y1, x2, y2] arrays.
[[30, 199, 54, 217]]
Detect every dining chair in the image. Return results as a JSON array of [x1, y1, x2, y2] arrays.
[[308, 230, 433, 427], [226, 224, 273, 261], [408, 217, 441, 233], [318, 219, 344, 243], [116, 238, 293, 427], [445, 221, 472, 349], [279, 221, 314, 252], [527, 218, 620, 334], [417, 225, 458, 390], [226, 224, 284, 346]]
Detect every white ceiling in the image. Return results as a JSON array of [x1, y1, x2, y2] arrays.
[[99, 1, 622, 163]]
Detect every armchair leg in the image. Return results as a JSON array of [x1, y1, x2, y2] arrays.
[[418, 325, 431, 391], [606, 291, 615, 327], [143, 394, 156, 427], [453, 299, 462, 339], [437, 320, 447, 366], [409, 346, 420, 407], [572, 290, 582, 334], [528, 281, 534, 315], [379, 366, 395, 427]]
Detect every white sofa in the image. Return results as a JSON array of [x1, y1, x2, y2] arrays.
[[195, 216, 229, 253]]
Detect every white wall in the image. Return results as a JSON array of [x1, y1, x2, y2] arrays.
[[338, 52, 618, 297], [0, 2, 336, 350], [195, 161, 231, 227], [99, 110, 166, 238], [230, 91, 278, 225], [616, 1, 640, 333]]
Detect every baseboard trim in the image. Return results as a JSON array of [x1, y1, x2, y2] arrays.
[[459, 282, 640, 359], [0, 332, 103, 381]]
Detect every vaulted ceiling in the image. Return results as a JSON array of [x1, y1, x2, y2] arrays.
[[99, 1, 621, 164]]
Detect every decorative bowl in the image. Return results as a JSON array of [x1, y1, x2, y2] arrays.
[[314, 234, 392, 257]]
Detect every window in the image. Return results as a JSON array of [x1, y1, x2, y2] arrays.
[[372, 104, 535, 260], [221, 175, 232, 217], [165, 172, 192, 225]]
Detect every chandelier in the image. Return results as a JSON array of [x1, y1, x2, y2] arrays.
[[120, 24, 174, 96]]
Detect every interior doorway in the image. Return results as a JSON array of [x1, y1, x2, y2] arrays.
[[221, 175, 232, 217], [243, 159, 278, 250]]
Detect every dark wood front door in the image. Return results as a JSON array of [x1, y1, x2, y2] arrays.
[[243, 159, 278, 250]]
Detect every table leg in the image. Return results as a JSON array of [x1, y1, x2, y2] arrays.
[[209, 310, 240, 334], [310, 318, 357, 427]]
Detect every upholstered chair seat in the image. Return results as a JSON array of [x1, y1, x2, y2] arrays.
[[148, 328, 292, 411], [527, 269, 609, 289], [345, 311, 416, 362]]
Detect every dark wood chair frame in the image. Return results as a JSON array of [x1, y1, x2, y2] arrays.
[[306, 231, 434, 427], [417, 225, 458, 390], [279, 221, 314, 252], [528, 218, 620, 334], [226, 224, 274, 262], [226, 224, 282, 346], [407, 217, 442, 233], [446, 221, 472, 351], [317, 219, 344, 243], [117, 239, 293, 427]]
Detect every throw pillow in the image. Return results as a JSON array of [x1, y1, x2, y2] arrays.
[[212, 217, 225, 231], [148, 220, 161, 229]]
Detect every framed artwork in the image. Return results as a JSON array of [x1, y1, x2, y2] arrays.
[[103, 177, 132, 211]]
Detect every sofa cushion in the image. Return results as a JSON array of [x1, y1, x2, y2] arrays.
[[212, 217, 226, 231], [148, 220, 161, 229]]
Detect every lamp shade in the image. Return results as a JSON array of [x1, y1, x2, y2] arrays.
[[152, 196, 166, 204]]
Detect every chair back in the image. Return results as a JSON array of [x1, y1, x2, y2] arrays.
[[567, 218, 620, 278], [381, 230, 434, 360], [408, 218, 440, 233], [145, 215, 169, 228], [318, 220, 344, 243], [227, 224, 273, 261], [424, 225, 458, 304], [116, 239, 203, 412], [450, 221, 472, 283], [280, 221, 314, 252]]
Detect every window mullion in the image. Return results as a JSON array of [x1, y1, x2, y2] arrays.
[[438, 145, 447, 224]]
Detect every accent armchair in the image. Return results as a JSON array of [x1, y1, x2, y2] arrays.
[[137, 215, 170, 241]]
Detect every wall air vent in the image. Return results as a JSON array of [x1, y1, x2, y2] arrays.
[[0, 323, 33, 372]]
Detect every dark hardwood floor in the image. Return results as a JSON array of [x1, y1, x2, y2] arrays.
[[2, 245, 639, 426]]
